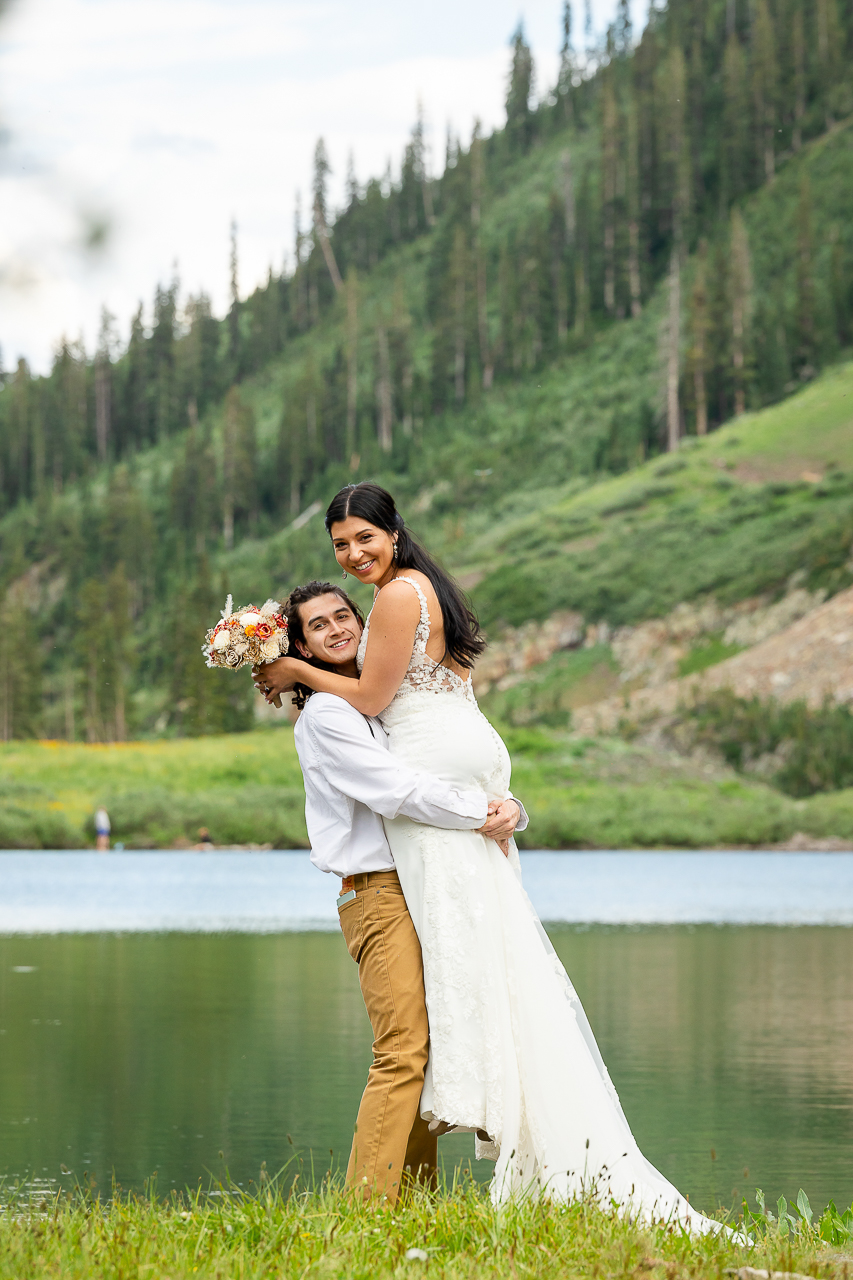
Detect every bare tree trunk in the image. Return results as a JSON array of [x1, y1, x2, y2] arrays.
[[376, 327, 393, 452], [345, 271, 358, 466], [691, 241, 709, 434], [731, 207, 752, 413], [666, 245, 681, 451], [115, 677, 126, 742], [64, 669, 75, 742], [422, 178, 436, 227], [223, 394, 235, 550], [86, 657, 99, 743], [562, 150, 575, 244], [732, 299, 746, 415], [574, 259, 588, 338], [555, 251, 568, 344], [628, 221, 642, 318], [792, 6, 805, 151], [313, 197, 343, 293], [452, 226, 467, 401], [603, 211, 616, 315], [402, 362, 413, 436], [470, 129, 492, 389], [94, 359, 110, 462]]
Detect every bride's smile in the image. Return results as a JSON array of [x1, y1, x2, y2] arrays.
[[331, 517, 398, 588]]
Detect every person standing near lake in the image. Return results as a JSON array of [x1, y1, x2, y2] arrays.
[[272, 579, 525, 1204], [94, 806, 111, 852]]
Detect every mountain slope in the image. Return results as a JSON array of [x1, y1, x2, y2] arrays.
[[3, 109, 853, 738]]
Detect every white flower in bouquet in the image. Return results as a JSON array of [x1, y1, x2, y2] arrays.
[[203, 597, 289, 708]]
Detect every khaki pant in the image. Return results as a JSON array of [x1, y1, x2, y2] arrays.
[[338, 868, 437, 1203]]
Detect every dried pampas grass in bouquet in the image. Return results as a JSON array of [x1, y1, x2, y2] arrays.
[[203, 595, 289, 708]]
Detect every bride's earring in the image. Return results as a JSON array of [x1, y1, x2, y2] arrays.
[[341, 569, 347, 579], [392, 540, 398, 561]]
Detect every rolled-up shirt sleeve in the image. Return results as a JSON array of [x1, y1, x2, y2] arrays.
[[509, 794, 530, 833], [305, 700, 488, 829]]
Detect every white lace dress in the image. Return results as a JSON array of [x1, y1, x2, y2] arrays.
[[358, 577, 718, 1226]]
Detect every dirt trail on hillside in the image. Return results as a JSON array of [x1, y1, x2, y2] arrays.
[[572, 585, 853, 734]]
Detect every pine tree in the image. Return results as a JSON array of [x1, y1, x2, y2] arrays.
[[689, 240, 709, 434], [791, 2, 805, 151], [169, 558, 253, 737], [451, 224, 468, 401], [626, 86, 642, 317], [506, 24, 535, 153], [312, 137, 343, 293], [0, 577, 42, 740], [752, 0, 778, 183], [816, 0, 843, 127], [558, 1, 576, 123], [471, 124, 493, 388], [228, 222, 241, 372], [614, 0, 632, 54], [221, 385, 257, 548], [795, 173, 816, 376], [94, 307, 116, 463], [601, 59, 619, 316], [657, 44, 689, 449], [375, 324, 393, 451], [730, 206, 753, 413], [722, 34, 751, 204], [345, 268, 359, 465]]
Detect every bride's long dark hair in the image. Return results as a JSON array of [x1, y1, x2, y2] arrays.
[[324, 482, 486, 669]]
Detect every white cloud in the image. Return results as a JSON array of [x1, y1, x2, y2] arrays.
[[0, 0, 642, 372]]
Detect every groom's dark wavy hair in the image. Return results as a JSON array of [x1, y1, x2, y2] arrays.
[[283, 580, 365, 710], [324, 482, 486, 669]]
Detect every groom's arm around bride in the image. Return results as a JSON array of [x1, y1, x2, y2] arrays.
[[270, 580, 526, 1204]]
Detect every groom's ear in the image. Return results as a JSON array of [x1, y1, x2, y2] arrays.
[[295, 639, 312, 660]]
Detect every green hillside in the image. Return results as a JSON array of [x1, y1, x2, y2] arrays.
[[3, 0, 853, 743]]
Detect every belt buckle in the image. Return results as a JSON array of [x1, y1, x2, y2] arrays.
[[337, 889, 356, 908]]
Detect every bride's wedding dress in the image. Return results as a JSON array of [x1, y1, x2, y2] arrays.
[[358, 577, 718, 1228]]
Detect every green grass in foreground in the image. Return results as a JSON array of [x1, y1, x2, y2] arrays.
[[4, 727, 853, 849], [0, 1178, 847, 1280]]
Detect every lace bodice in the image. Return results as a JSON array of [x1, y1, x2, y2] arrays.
[[356, 575, 478, 711]]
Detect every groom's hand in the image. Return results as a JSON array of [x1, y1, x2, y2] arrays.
[[477, 798, 521, 851]]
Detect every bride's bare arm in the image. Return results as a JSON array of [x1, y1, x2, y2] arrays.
[[258, 581, 422, 716]]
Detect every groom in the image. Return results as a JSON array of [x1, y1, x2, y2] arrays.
[[255, 580, 525, 1203]]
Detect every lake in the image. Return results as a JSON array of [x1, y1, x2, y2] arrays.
[[1, 850, 852, 1215]]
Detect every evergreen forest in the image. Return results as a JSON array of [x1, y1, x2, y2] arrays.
[[2, 0, 853, 742]]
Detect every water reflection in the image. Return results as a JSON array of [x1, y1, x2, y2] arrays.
[[0, 927, 851, 1213]]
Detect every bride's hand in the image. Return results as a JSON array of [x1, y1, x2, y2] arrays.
[[252, 656, 303, 702], [477, 798, 521, 845]]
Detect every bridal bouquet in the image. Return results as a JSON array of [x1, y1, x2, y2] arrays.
[[203, 596, 289, 708]]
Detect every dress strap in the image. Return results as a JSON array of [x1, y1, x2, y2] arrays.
[[385, 575, 430, 649]]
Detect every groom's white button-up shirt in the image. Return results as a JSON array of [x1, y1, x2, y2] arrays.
[[294, 692, 502, 878]]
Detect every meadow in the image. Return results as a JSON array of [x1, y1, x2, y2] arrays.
[[0, 1176, 850, 1280], [4, 725, 853, 849]]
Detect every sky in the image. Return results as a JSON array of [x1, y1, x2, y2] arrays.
[[0, 0, 648, 373]]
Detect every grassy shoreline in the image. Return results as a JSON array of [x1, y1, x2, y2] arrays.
[[0, 1179, 847, 1280], [2, 727, 853, 850]]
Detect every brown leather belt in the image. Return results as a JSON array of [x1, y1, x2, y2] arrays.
[[340, 869, 399, 894]]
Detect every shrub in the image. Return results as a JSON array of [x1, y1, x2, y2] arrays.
[[689, 691, 853, 797]]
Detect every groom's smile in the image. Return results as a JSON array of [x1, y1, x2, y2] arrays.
[[295, 593, 363, 673]]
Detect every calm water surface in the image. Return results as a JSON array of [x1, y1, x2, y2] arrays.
[[0, 852, 851, 1214]]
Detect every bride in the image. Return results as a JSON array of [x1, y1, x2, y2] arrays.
[[262, 481, 720, 1228]]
